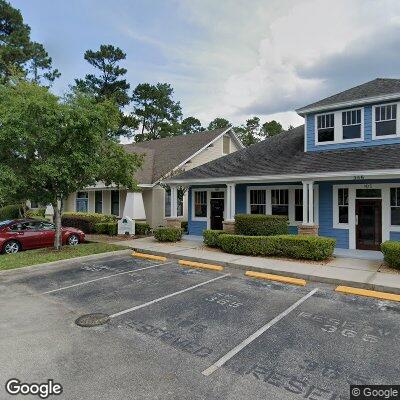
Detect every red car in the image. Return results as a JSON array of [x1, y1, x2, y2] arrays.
[[0, 219, 85, 254]]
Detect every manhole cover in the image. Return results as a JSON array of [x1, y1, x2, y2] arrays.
[[75, 313, 110, 327]]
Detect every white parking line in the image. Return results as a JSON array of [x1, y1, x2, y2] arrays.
[[202, 288, 319, 377], [41, 262, 174, 294], [109, 273, 231, 318]]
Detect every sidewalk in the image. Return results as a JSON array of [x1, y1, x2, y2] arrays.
[[112, 236, 400, 294]]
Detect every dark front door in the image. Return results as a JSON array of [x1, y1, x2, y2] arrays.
[[356, 199, 382, 250], [210, 198, 224, 230]]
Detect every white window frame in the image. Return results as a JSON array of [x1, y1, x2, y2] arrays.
[[372, 102, 400, 140], [94, 190, 103, 214], [271, 188, 289, 217], [315, 112, 335, 145], [164, 187, 184, 218], [76, 191, 89, 213], [110, 189, 121, 217], [249, 189, 267, 215], [341, 107, 364, 142], [333, 187, 350, 228], [390, 187, 400, 227], [191, 188, 226, 228], [246, 185, 319, 226]]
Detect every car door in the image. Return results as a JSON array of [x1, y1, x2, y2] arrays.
[[37, 221, 56, 247], [8, 222, 39, 250]]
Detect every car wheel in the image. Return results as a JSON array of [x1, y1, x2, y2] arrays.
[[67, 234, 80, 246], [3, 240, 21, 254]]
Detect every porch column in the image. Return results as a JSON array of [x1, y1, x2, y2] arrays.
[[165, 185, 181, 228], [299, 181, 319, 236], [123, 192, 146, 220], [308, 181, 314, 225], [223, 183, 236, 233]]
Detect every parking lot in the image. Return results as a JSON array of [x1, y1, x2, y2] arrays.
[[1, 254, 400, 400]]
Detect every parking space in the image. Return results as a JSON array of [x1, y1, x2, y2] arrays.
[[1, 254, 399, 400]]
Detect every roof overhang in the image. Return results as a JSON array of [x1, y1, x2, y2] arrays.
[[166, 169, 400, 186], [296, 92, 400, 116]]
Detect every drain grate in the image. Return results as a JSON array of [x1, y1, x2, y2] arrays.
[[75, 313, 110, 327]]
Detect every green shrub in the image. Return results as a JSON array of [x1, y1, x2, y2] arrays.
[[135, 222, 151, 236], [219, 234, 336, 261], [25, 208, 46, 219], [94, 222, 118, 236], [61, 212, 117, 233], [235, 214, 289, 236], [0, 204, 22, 221], [381, 241, 400, 269], [203, 229, 226, 248], [181, 221, 188, 233], [154, 227, 183, 242]]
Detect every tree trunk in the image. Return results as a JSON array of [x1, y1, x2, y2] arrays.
[[53, 198, 63, 250]]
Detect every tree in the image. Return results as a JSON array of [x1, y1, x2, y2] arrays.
[[207, 117, 231, 131], [0, 79, 143, 249], [132, 82, 182, 141], [262, 120, 283, 137], [235, 117, 260, 147], [181, 116, 203, 135], [0, 0, 59, 85], [74, 44, 136, 138]]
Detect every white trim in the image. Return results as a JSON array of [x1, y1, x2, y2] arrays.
[[296, 92, 400, 116], [314, 111, 336, 146], [167, 169, 400, 185], [304, 116, 308, 152], [191, 188, 226, 229], [371, 102, 400, 140]]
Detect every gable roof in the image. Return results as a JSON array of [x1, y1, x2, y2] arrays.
[[168, 125, 400, 183], [124, 128, 241, 184], [296, 78, 400, 115]]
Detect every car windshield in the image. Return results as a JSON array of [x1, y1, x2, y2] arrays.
[[0, 220, 12, 227]]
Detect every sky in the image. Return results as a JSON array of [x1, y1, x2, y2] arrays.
[[11, 0, 400, 136]]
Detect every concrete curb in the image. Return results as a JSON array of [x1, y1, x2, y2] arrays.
[[132, 247, 400, 295], [0, 249, 132, 277]]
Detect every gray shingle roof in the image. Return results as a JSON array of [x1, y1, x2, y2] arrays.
[[297, 78, 400, 114], [171, 125, 400, 182], [124, 128, 229, 184]]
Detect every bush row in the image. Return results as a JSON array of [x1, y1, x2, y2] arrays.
[[61, 212, 116, 233], [203, 229, 226, 248], [218, 234, 336, 261], [235, 214, 289, 236], [381, 241, 400, 270], [0, 204, 22, 220], [154, 227, 183, 242], [25, 208, 46, 219], [94, 222, 118, 236], [135, 222, 151, 236]]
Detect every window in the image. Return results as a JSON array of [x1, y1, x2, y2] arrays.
[[390, 188, 400, 225], [250, 190, 266, 214], [76, 191, 88, 212], [38, 221, 55, 230], [356, 189, 381, 198], [95, 191, 103, 213], [165, 188, 184, 217], [223, 135, 230, 154], [177, 190, 184, 217], [271, 189, 289, 216], [30, 200, 39, 209], [295, 189, 303, 222], [111, 190, 120, 216], [194, 191, 207, 218], [342, 109, 361, 140], [375, 104, 397, 137], [317, 113, 334, 142], [338, 188, 349, 224]]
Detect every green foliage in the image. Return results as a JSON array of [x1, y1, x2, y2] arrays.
[[135, 222, 151, 236], [219, 234, 336, 261], [381, 241, 400, 269], [0, 0, 59, 85], [235, 117, 261, 147], [61, 212, 116, 233], [0, 204, 21, 220], [153, 227, 183, 242], [181, 221, 188, 233], [181, 117, 203, 135], [94, 222, 118, 236], [25, 208, 45, 219], [203, 229, 226, 248], [235, 214, 289, 236], [132, 82, 182, 141], [262, 120, 283, 137], [207, 117, 230, 131]]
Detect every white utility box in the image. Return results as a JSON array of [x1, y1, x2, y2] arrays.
[[118, 216, 135, 236]]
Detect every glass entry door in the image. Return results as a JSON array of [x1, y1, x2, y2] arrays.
[[356, 199, 382, 250], [210, 192, 224, 230]]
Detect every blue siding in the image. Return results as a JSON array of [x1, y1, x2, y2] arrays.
[[187, 188, 207, 235], [236, 184, 247, 214], [289, 226, 298, 235], [390, 232, 400, 241], [306, 104, 400, 152]]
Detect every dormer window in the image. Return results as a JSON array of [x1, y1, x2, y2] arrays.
[[375, 104, 397, 137], [342, 109, 361, 140], [317, 113, 334, 142]]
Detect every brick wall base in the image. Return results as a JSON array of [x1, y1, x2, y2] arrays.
[[164, 218, 182, 229], [222, 220, 235, 233], [298, 224, 319, 236]]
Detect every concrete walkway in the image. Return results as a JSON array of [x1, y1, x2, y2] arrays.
[[112, 237, 400, 294]]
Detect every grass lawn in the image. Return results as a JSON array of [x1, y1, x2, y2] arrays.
[[0, 242, 130, 271]]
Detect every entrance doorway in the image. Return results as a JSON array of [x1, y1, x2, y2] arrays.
[[356, 199, 382, 250], [210, 192, 224, 230]]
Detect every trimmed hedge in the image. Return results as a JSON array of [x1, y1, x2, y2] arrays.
[[0, 204, 22, 221], [25, 208, 46, 219], [61, 212, 117, 233], [219, 234, 336, 261], [94, 222, 118, 236], [381, 241, 400, 269], [203, 229, 226, 248], [235, 214, 289, 236], [154, 227, 183, 242], [135, 222, 151, 236]]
